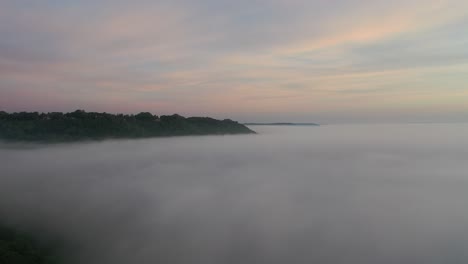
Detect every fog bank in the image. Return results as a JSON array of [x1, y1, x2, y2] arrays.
[[1, 124, 468, 263]]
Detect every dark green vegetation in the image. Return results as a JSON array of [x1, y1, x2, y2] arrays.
[[0, 225, 60, 264], [0, 110, 255, 142], [244, 122, 319, 126]]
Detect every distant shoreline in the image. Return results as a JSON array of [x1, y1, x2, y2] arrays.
[[245, 122, 319, 126]]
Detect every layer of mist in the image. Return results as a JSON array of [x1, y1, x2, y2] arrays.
[[1, 124, 468, 264]]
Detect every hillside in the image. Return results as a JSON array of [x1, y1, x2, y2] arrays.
[[0, 110, 255, 142]]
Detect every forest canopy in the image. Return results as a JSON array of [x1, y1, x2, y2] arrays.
[[0, 110, 255, 142]]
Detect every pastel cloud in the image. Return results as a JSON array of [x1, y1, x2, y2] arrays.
[[1, 0, 467, 122]]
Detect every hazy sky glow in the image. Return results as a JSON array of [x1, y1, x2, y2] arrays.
[[1, 0, 468, 122]]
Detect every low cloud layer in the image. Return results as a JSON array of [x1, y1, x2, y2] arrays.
[[1, 124, 468, 263]]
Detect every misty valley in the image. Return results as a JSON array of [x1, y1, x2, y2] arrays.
[[1, 124, 468, 264], [2, 0, 467, 263]]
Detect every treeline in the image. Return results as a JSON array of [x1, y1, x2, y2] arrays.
[[0, 110, 255, 142]]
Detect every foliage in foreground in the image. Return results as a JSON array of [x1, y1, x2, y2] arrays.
[[0, 225, 60, 264], [0, 110, 255, 142]]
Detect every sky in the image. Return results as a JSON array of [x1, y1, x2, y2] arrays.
[[1, 0, 467, 123]]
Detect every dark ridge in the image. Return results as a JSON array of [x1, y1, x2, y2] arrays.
[[0, 110, 256, 142]]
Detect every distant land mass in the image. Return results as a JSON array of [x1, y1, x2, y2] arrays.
[[0, 110, 255, 142], [245, 122, 320, 126]]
